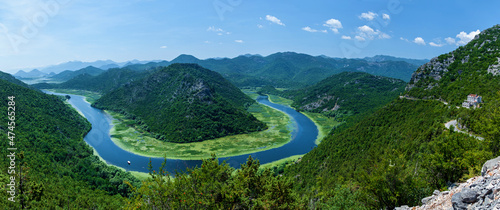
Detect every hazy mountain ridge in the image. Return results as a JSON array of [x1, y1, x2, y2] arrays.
[[50, 66, 105, 81], [166, 52, 419, 87], [92, 63, 266, 143]]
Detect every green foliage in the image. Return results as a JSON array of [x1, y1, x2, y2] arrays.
[[286, 99, 492, 208], [126, 155, 302, 209], [0, 78, 140, 208], [407, 25, 500, 105], [93, 63, 266, 143]]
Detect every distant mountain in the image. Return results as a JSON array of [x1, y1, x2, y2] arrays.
[[38, 60, 116, 74], [166, 52, 420, 87], [0, 71, 32, 89], [14, 69, 47, 78], [92, 63, 266, 143], [170, 54, 201, 63], [25, 59, 164, 74], [34, 65, 155, 93], [363, 55, 430, 66], [50, 66, 105, 81]]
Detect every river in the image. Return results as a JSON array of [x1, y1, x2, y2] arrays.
[[46, 92, 318, 173]]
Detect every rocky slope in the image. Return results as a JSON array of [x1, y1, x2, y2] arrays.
[[396, 157, 500, 210], [406, 24, 500, 105]]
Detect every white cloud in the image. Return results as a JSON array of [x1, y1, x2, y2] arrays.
[[456, 30, 480, 45], [445, 37, 456, 45], [359, 11, 378, 21], [400, 37, 409, 42], [207, 26, 230, 35], [207, 26, 223, 32], [382, 13, 390, 20], [341, 35, 352, 40], [235, 40, 244, 43], [356, 25, 390, 40], [414, 37, 426, 45], [265, 15, 285, 26], [355, 36, 365, 41], [379, 33, 391, 39], [257, 24, 263, 29], [160, 46, 167, 49], [359, 25, 375, 34], [323, 19, 343, 33], [429, 42, 443, 47], [302, 26, 327, 33]]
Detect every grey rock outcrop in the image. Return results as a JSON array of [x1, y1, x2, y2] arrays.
[[395, 157, 500, 210]]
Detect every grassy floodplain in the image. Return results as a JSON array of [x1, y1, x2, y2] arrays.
[[107, 101, 294, 160], [44, 89, 102, 103], [263, 93, 340, 145]]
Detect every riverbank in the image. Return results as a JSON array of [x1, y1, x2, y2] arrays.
[[107, 100, 294, 160], [264, 94, 340, 145]]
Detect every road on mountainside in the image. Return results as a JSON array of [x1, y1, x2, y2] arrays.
[[444, 120, 484, 140]]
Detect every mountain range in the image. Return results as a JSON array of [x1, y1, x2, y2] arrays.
[[29, 53, 424, 91]]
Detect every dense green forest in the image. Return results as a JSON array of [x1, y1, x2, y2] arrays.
[[93, 63, 266, 143], [0, 74, 140, 208], [259, 72, 407, 123], [284, 24, 500, 209]]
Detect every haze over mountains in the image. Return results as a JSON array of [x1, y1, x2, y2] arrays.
[[26, 53, 427, 92]]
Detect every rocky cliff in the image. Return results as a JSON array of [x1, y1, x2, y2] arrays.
[[396, 157, 500, 210]]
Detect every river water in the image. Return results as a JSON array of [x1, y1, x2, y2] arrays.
[[46, 92, 318, 173]]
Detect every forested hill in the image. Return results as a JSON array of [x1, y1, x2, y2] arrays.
[[285, 24, 500, 209], [92, 63, 266, 143], [406, 24, 500, 105], [0, 77, 140, 208], [266, 72, 406, 120]]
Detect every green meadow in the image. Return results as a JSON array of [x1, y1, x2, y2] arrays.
[[107, 101, 294, 160]]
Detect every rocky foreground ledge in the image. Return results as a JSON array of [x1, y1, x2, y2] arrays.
[[396, 157, 500, 210]]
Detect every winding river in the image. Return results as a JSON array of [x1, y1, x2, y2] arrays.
[[46, 92, 318, 173]]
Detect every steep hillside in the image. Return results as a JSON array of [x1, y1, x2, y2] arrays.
[[93, 63, 266, 143], [287, 72, 406, 118], [406, 24, 500, 104], [0, 78, 140, 208], [286, 25, 500, 209], [50, 66, 105, 82]]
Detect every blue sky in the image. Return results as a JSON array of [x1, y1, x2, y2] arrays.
[[0, 0, 499, 73]]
